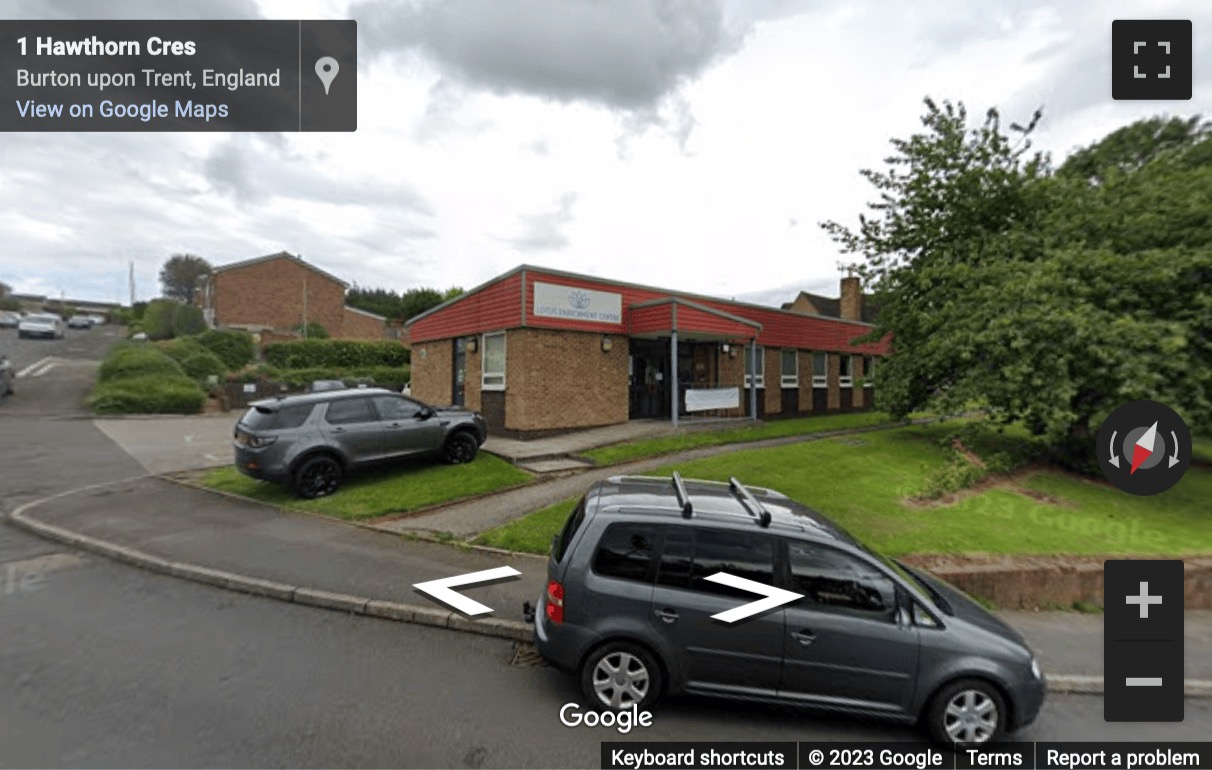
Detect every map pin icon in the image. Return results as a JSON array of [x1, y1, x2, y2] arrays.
[[315, 57, 339, 95]]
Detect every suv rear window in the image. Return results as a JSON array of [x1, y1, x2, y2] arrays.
[[592, 523, 657, 582], [552, 498, 587, 563], [241, 403, 313, 430]]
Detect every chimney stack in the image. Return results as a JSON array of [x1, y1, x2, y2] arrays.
[[840, 275, 863, 321]]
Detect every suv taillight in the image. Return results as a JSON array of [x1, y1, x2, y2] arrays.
[[545, 580, 564, 625]]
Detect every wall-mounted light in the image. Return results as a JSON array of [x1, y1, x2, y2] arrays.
[[729, 346, 737, 358], [601, 335, 613, 352], [721, 343, 730, 354], [467, 337, 477, 353], [419, 348, 427, 360]]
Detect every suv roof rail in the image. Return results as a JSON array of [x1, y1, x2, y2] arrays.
[[728, 477, 771, 528], [671, 471, 693, 518]]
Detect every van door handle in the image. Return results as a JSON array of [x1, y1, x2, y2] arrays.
[[792, 630, 817, 646], [654, 609, 679, 624]]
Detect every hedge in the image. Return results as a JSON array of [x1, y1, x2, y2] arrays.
[[157, 339, 227, 382], [141, 299, 177, 340], [172, 304, 207, 337], [263, 339, 409, 369], [229, 364, 410, 389], [196, 329, 255, 370], [98, 344, 186, 382], [90, 374, 207, 415]]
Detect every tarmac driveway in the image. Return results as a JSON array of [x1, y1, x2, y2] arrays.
[[94, 413, 236, 474]]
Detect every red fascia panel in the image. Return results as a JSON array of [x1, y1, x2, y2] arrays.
[[409, 273, 522, 343], [671, 304, 759, 339], [627, 304, 673, 335]]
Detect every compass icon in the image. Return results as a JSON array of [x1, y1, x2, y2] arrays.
[[1098, 400, 1192, 495]]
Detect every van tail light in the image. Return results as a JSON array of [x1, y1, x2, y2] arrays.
[[545, 580, 564, 625]]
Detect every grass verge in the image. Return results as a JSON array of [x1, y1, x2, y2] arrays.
[[582, 410, 917, 466], [477, 422, 1212, 557], [198, 455, 532, 521]]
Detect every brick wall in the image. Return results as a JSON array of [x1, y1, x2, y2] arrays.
[[827, 353, 841, 410], [763, 347, 781, 415], [840, 276, 863, 321], [464, 339, 483, 412], [213, 258, 345, 335], [504, 328, 628, 432], [718, 348, 747, 418], [852, 355, 865, 408], [340, 307, 387, 340], [411, 340, 452, 406], [798, 352, 814, 413]]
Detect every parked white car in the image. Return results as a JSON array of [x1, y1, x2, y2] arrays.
[[18, 313, 65, 340]]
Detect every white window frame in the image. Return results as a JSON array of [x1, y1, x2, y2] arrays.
[[482, 331, 506, 390], [780, 349, 798, 387], [863, 356, 875, 388], [812, 352, 827, 388], [839, 354, 854, 388], [744, 344, 764, 388]]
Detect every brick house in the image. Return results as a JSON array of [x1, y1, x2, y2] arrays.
[[406, 265, 891, 437], [197, 252, 386, 340]]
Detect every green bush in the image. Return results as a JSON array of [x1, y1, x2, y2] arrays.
[[264, 339, 409, 369], [156, 339, 226, 381], [294, 322, 330, 339], [141, 299, 177, 340], [90, 374, 206, 415], [196, 329, 255, 370], [98, 344, 186, 383], [172, 303, 206, 337], [916, 452, 987, 500]]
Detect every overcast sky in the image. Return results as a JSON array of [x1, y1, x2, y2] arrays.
[[3, 0, 1210, 306]]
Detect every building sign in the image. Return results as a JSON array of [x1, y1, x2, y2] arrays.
[[685, 387, 740, 412], [533, 281, 622, 324]]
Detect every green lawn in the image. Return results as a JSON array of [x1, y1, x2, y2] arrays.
[[1194, 436, 1212, 464], [475, 497, 580, 554], [198, 455, 533, 521], [582, 410, 917, 465], [476, 422, 1212, 557]]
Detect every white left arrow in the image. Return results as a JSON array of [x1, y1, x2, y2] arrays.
[[704, 572, 803, 624], [413, 566, 522, 617]]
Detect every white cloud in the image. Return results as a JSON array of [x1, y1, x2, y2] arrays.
[[3, 0, 1210, 306]]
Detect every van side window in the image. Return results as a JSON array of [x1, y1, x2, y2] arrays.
[[655, 528, 775, 598], [553, 498, 587, 563], [787, 541, 897, 620], [592, 523, 657, 582]]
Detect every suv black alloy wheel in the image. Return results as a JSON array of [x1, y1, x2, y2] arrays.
[[294, 455, 343, 499], [442, 431, 478, 464]]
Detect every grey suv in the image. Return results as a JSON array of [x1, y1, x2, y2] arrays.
[[533, 474, 1046, 748], [233, 388, 488, 498]]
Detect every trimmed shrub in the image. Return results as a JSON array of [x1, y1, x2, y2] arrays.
[[172, 303, 206, 337], [98, 344, 186, 382], [90, 374, 206, 415], [294, 322, 330, 339], [141, 299, 177, 340], [264, 339, 409, 369], [196, 329, 255, 370]]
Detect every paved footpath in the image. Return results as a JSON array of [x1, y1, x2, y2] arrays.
[[10, 473, 1212, 696]]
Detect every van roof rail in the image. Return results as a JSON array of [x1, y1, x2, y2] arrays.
[[672, 471, 693, 518], [728, 477, 771, 528]]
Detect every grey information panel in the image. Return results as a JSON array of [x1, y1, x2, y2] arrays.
[[0, 20, 356, 131], [1103, 559, 1184, 722]]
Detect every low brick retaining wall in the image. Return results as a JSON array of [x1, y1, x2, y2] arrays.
[[901, 555, 1212, 610]]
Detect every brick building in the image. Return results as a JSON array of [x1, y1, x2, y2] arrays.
[[406, 265, 891, 437], [197, 252, 387, 340]]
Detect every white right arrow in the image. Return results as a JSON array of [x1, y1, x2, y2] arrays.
[[413, 566, 521, 617], [704, 572, 803, 624]]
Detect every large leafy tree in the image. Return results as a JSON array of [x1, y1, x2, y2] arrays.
[[159, 254, 212, 303], [823, 99, 1211, 469], [346, 285, 463, 322]]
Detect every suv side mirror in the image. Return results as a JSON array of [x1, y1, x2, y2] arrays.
[[417, 406, 435, 420]]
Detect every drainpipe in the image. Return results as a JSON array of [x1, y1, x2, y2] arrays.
[[670, 330, 679, 428], [749, 339, 758, 421]]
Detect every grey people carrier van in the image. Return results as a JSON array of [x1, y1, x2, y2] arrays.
[[532, 474, 1046, 748]]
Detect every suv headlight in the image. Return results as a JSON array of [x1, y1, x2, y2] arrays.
[[1030, 656, 1042, 679], [247, 435, 278, 448]]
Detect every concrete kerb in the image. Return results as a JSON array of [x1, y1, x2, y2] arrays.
[[6, 479, 534, 645], [9, 474, 1212, 697]]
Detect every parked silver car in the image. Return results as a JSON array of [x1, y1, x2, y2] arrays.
[[233, 388, 488, 498], [18, 313, 65, 339], [0, 311, 20, 329]]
